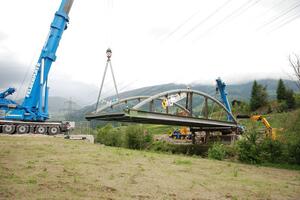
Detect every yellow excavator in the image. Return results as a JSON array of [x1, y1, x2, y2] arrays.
[[237, 115, 276, 140], [168, 127, 192, 140]]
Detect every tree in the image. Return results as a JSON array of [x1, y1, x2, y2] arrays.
[[285, 89, 296, 109], [276, 79, 296, 110], [250, 81, 259, 111], [250, 80, 268, 111], [289, 54, 300, 89], [276, 79, 286, 101]]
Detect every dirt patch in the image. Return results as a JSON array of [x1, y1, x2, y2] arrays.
[[101, 185, 117, 193]]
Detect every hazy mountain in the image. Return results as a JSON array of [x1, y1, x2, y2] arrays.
[[12, 96, 82, 120], [67, 79, 299, 122], [48, 96, 81, 114]]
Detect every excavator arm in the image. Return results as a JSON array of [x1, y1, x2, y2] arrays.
[[237, 114, 276, 140]]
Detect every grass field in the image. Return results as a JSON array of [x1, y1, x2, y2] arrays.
[[0, 135, 300, 200]]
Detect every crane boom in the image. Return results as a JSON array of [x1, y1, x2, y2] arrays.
[[0, 0, 74, 134], [216, 78, 233, 121], [22, 0, 74, 121]]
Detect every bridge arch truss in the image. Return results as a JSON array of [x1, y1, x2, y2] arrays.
[[86, 89, 239, 132]]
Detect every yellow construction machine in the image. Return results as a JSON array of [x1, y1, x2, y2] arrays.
[[237, 115, 276, 140], [168, 127, 192, 140]]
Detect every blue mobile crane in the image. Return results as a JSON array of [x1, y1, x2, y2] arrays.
[[0, 0, 74, 134], [216, 77, 234, 121]]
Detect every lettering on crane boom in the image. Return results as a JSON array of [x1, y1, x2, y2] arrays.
[[26, 63, 41, 98]]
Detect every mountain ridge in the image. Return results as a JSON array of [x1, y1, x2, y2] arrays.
[[65, 78, 299, 121]]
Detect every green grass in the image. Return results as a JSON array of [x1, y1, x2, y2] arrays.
[[261, 163, 300, 171], [173, 158, 192, 165], [0, 135, 300, 199], [144, 124, 175, 135]]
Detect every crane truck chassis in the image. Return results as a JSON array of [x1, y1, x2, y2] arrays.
[[0, 0, 75, 135], [0, 120, 72, 135]]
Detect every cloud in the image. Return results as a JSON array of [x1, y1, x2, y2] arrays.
[[48, 76, 99, 106], [0, 31, 7, 42], [0, 53, 99, 106], [0, 57, 27, 90], [0, 30, 27, 93]]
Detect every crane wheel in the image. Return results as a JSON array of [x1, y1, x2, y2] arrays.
[[36, 126, 47, 134], [3, 124, 16, 134], [48, 126, 60, 135], [16, 125, 29, 134]]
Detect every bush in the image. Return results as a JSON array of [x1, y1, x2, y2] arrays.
[[208, 143, 226, 160], [96, 124, 123, 147], [287, 138, 300, 165], [223, 145, 238, 159], [260, 138, 283, 163], [96, 124, 113, 144], [277, 101, 289, 113], [236, 130, 293, 165], [104, 128, 124, 147], [295, 94, 300, 108], [124, 125, 153, 150], [237, 131, 261, 164], [149, 141, 173, 152], [149, 141, 209, 156], [285, 109, 300, 133]]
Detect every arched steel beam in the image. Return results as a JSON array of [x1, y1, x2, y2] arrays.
[[132, 89, 237, 123], [95, 95, 190, 114], [95, 96, 149, 113]]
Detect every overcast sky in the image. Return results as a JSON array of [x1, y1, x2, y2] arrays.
[[0, 0, 300, 103]]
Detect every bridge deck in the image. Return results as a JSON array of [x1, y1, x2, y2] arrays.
[[85, 109, 238, 131]]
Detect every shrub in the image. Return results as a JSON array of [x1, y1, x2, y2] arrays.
[[149, 141, 173, 152], [96, 124, 123, 147], [295, 94, 300, 108], [208, 143, 226, 160], [237, 131, 261, 164], [285, 109, 300, 133], [287, 138, 300, 165], [223, 145, 238, 160], [277, 101, 288, 113], [96, 124, 113, 144], [260, 138, 283, 163], [124, 125, 153, 150], [104, 128, 124, 147]]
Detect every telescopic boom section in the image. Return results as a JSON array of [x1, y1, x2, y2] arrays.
[[216, 78, 233, 121], [22, 0, 74, 121]]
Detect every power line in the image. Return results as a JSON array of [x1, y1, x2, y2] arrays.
[[180, 0, 233, 40], [225, 0, 262, 24], [161, 8, 203, 42], [193, 0, 257, 41], [257, 0, 287, 18], [257, 2, 300, 31], [269, 12, 300, 33]]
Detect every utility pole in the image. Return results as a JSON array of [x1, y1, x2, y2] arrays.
[[64, 97, 73, 121]]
